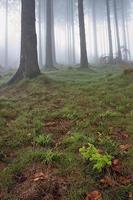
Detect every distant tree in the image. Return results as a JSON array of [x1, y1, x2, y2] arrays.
[[113, 0, 122, 62], [66, 0, 76, 65], [5, 0, 8, 68], [78, 0, 90, 68], [9, 0, 40, 83], [92, 0, 98, 62], [121, 0, 128, 61], [38, 0, 43, 67], [105, 0, 113, 63], [71, 0, 76, 64], [45, 0, 56, 69]]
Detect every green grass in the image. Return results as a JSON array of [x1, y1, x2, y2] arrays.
[[0, 66, 133, 199]]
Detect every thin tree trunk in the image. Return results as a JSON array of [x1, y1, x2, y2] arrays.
[[51, 0, 56, 66], [38, 0, 43, 67], [92, 0, 98, 62], [67, 0, 71, 65], [121, 0, 128, 61], [106, 0, 113, 63], [113, 0, 122, 62], [71, 0, 76, 65], [9, 0, 40, 84], [78, 0, 90, 68], [5, 0, 8, 68], [45, 0, 56, 68]]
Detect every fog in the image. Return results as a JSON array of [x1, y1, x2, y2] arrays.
[[0, 0, 133, 68]]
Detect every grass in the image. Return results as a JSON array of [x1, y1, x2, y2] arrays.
[[0, 66, 133, 199]]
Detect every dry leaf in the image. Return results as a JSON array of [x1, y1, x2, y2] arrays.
[[33, 172, 48, 182], [119, 144, 131, 152], [121, 133, 129, 139], [129, 192, 133, 200], [86, 190, 102, 200], [112, 159, 121, 173], [100, 176, 114, 186]]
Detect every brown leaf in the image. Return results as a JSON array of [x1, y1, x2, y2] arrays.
[[86, 190, 102, 200], [112, 159, 121, 173], [100, 176, 114, 186], [122, 133, 129, 139], [33, 172, 48, 182], [129, 192, 133, 200], [119, 144, 131, 152]]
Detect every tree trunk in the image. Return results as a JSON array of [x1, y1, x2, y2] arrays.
[[5, 0, 8, 68], [45, 0, 56, 69], [9, 0, 40, 84], [121, 0, 128, 61], [78, 0, 89, 68], [38, 0, 43, 67], [51, 0, 56, 66], [113, 0, 122, 62], [92, 0, 98, 62], [71, 0, 76, 64], [106, 0, 113, 63]]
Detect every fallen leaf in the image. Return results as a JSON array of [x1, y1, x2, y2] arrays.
[[86, 190, 102, 200], [112, 159, 121, 173], [100, 176, 114, 186], [119, 144, 131, 152], [121, 133, 129, 140], [129, 192, 133, 200], [33, 172, 48, 182]]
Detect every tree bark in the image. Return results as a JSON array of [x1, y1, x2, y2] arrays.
[[106, 0, 113, 63], [45, 0, 56, 68], [38, 0, 43, 67], [9, 0, 40, 84], [92, 0, 98, 62], [51, 0, 56, 66], [5, 0, 8, 68], [121, 0, 128, 61], [113, 0, 122, 62], [78, 0, 90, 68]]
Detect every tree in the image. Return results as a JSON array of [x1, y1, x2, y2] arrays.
[[38, 0, 43, 67], [121, 0, 128, 61], [78, 0, 90, 68], [45, 0, 56, 69], [106, 0, 113, 63], [9, 0, 40, 84], [66, 0, 76, 65], [113, 0, 122, 62], [5, 0, 8, 68], [92, 0, 98, 62]]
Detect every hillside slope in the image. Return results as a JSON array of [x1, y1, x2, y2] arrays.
[[0, 68, 133, 200]]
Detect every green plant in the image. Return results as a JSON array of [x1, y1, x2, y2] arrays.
[[99, 110, 120, 119], [79, 143, 112, 172], [34, 134, 53, 147], [63, 133, 87, 145], [31, 150, 61, 164], [98, 136, 118, 155]]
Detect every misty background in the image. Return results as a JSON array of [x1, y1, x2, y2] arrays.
[[0, 0, 133, 69]]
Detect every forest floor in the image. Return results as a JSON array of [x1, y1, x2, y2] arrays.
[[0, 65, 133, 200]]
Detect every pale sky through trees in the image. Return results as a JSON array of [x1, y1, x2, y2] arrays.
[[0, 0, 133, 68]]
